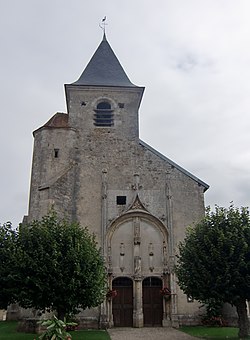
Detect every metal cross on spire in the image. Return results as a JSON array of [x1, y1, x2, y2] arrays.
[[99, 16, 108, 34]]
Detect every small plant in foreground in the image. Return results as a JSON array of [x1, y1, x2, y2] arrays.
[[39, 315, 77, 340]]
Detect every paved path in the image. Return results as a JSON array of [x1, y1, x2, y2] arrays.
[[108, 327, 197, 340]]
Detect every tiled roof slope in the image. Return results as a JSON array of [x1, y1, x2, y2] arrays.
[[72, 34, 137, 87], [43, 112, 69, 128], [33, 113, 69, 135]]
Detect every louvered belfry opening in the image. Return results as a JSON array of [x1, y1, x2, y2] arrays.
[[94, 101, 114, 127]]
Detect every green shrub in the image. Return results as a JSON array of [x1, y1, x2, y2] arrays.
[[39, 315, 77, 340]]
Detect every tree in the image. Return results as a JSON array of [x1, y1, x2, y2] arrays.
[[176, 205, 250, 338], [14, 211, 106, 319], [0, 222, 17, 309]]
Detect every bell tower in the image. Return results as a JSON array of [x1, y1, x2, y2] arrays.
[[64, 33, 144, 141]]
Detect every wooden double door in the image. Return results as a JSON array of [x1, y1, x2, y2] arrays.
[[143, 277, 163, 326], [112, 277, 133, 327], [112, 276, 163, 327]]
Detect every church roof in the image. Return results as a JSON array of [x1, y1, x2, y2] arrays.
[[72, 33, 137, 87], [43, 112, 69, 128], [33, 113, 70, 135]]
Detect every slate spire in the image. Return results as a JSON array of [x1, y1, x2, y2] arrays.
[[72, 34, 136, 87]]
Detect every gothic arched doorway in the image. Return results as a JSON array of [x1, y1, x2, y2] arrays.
[[143, 277, 163, 326], [112, 277, 133, 327]]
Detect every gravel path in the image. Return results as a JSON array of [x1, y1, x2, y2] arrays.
[[107, 327, 197, 340]]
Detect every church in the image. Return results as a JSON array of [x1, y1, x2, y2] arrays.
[[26, 32, 209, 328]]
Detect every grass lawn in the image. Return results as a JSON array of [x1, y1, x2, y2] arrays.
[[180, 326, 250, 339], [0, 321, 111, 340]]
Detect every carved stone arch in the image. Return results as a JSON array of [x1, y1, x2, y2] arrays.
[[91, 96, 117, 111], [106, 210, 169, 277], [106, 211, 170, 327], [106, 210, 169, 246]]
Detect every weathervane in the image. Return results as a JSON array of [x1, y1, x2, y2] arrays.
[[99, 16, 107, 34]]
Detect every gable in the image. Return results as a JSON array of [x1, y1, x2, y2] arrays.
[[139, 139, 209, 192]]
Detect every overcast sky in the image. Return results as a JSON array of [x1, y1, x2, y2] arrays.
[[1, 0, 250, 226]]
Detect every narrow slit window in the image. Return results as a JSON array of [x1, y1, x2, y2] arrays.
[[117, 196, 126, 205], [54, 149, 59, 158], [94, 101, 113, 127]]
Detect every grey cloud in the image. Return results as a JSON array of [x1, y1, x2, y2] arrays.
[[1, 0, 250, 225]]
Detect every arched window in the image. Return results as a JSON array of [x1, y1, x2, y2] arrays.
[[94, 101, 114, 127], [112, 277, 133, 287], [143, 277, 162, 287], [97, 102, 111, 110]]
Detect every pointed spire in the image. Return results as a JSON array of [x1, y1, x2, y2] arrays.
[[102, 31, 107, 42], [72, 34, 137, 87]]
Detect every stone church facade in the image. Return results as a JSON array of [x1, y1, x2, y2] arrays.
[[25, 33, 209, 328]]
